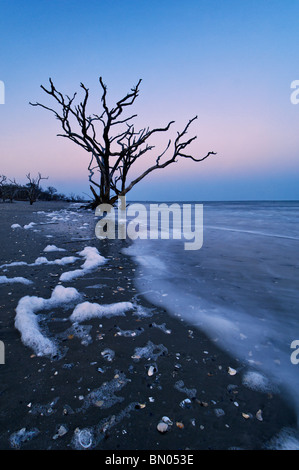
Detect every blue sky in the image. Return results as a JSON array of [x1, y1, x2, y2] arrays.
[[0, 0, 299, 200]]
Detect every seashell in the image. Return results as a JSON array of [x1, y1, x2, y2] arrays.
[[157, 422, 168, 433], [180, 398, 192, 409], [95, 400, 104, 407], [78, 429, 93, 448], [214, 408, 225, 417], [162, 416, 173, 425], [148, 365, 157, 376], [176, 422, 184, 429], [228, 367, 237, 376], [197, 400, 209, 407], [53, 425, 68, 439], [131, 354, 141, 360], [256, 409, 263, 421], [242, 413, 250, 419]]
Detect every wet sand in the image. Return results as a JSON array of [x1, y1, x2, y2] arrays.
[[0, 201, 297, 452]]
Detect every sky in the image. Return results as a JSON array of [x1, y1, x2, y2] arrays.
[[0, 0, 299, 201]]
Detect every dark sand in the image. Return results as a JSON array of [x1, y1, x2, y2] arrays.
[[0, 201, 297, 452]]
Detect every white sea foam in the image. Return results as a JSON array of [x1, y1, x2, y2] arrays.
[[70, 300, 133, 323], [11, 224, 22, 229], [242, 370, 276, 393], [23, 222, 36, 230], [0, 256, 78, 269], [0, 275, 33, 285], [265, 428, 299, 450], [15, 285, 81, 357], [60, 246, 106, 282], [43, 245, 66, 252], [0, 261, 28, 269], [34, 256, 78, 266]]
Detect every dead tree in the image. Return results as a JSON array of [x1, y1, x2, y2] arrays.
[[26, 172, 48, 205], [30, 78, 216, 207], [0, 175, 7, 202], [6, 178, 20, 203], [46, 186, 58, 200]]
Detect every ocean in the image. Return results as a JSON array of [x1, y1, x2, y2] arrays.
[[123, 201, 299, 428]]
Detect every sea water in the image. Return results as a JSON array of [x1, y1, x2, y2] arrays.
[[124, 201, 299, 441]]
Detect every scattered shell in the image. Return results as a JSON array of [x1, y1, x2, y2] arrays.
[[157, 422, 168, 433], [101, 348, 115, 362], [256, 409, 263, 421], [147, 365, 157, 377], [228, 367, 237, 376], [95, 400, 104, 407], [242, 413, 251, 419], [176, 422, 184, 429], [197, 400, 209, 407], [180, 398, 192, 409], [162, 416, 173, 426], [214, 408, 225, 418], [53, 425, 68, 440], [131, 354, 141, 360], [78, 429, 93, 448]]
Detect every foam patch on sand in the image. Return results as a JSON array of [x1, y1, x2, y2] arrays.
[[34, 256, 78, 266], [60, 247, 106, 282], [15, 285, 81, 357], [43, 245, 66, 252], [0, 256, 78, 269], [131, 340, 168, 361], [242, 370, 276, 393], [75, 370, 129, 413], [0, 275, 33, 285], [0, 261, 28, 269], [70, 300, 134, 323], [24, 222, 37, 230], [11, 222, 37, 230]]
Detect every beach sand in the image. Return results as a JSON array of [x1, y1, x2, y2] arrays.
[[0, 201, 296, 451]]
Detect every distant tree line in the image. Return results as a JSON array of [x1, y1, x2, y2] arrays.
[[0, 173, 86, 205]]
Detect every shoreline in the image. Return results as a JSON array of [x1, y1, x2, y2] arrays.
[[0, 201, 297, 450]]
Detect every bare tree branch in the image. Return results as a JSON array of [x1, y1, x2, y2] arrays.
[[30, 78, 216, 207]]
